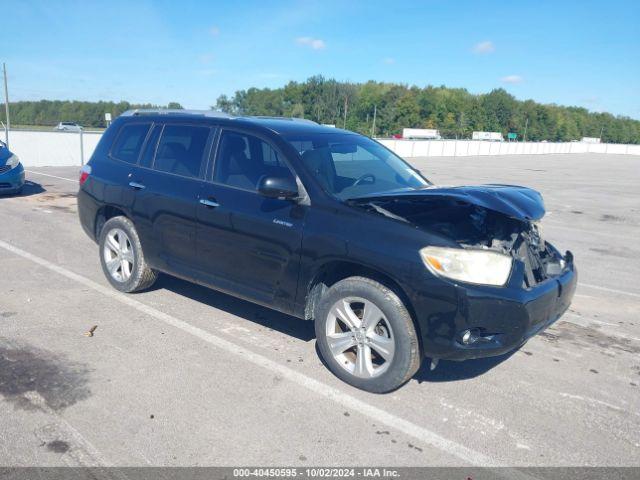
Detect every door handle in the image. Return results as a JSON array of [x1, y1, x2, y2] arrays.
[[128, 181, 146, 190], [199, 198, 220, 208]]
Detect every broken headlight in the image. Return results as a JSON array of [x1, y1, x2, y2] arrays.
[[420, 246, 513, 286]]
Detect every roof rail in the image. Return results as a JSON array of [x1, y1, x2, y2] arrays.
[[120, 109, 234, 119], [119, 110, 319, 125], [249, 116, 318, 125]]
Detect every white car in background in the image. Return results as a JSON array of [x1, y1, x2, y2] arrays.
[[55, 122, 83, 132]]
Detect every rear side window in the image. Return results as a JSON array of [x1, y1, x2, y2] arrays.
[[139, 125, 162, 168], [111, 123, 151, 164], [214, 131, 294, 191], [153, 125, 210, 178]]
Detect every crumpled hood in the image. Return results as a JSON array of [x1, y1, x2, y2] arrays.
[[352, 184, 545, 221]]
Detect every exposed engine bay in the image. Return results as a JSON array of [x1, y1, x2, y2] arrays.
[[351, 196, 566, 287]]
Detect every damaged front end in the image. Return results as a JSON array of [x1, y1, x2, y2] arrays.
[[348, 184, 577, 362], [349, 185, 568, 288]]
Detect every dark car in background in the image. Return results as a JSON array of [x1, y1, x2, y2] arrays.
[[77, 110, 577, 393], [0, 139, 25, 195]]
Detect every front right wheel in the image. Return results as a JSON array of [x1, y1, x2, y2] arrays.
[[314, 276, 421, 393]]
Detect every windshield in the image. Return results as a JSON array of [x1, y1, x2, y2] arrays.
[[284, 132, 430, 200]]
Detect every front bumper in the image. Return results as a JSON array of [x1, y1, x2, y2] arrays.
[[0, 163, 25, 194], [409, 246, 577, 361]]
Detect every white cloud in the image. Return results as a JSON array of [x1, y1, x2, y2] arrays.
[[209, 26, 220, 36], [296, 36, 326, 50], [501, 75, 524, 84], [382, 57, 395, 64], [472, 40, 495, 54]]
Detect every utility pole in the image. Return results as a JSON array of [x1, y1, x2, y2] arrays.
[[79, 127, 84, 166], [523, 117, 529, 143], [3, 63, 9, 147], [599, 125, 604, 142], [343, 96, 348, 129], [371, 104, 377, 138]]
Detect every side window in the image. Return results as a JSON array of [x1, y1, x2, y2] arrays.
[[111, 123, 151, 164], [139, 125, 162, 169], [153, 125, 210, 178], [262, 142, 283, 166], [214, 131, 294, 191]]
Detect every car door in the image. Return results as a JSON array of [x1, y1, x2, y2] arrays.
[[103, 121, 152, 222], [195, 129, 306, 311], [130, 122, 215, 275]]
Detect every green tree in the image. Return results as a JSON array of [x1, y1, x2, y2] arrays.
[[5, 79, 640, 143]]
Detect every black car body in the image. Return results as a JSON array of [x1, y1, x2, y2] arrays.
[[78, 110, 576, 392]]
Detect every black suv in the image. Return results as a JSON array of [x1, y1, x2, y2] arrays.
[[78, 109, 577, 393]]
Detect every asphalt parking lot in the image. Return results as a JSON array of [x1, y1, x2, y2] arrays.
[[0, 153, 639, 468]]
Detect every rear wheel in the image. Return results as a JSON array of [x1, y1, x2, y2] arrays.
[[99, 216, 158, 292], [315, 276, 421, 393]]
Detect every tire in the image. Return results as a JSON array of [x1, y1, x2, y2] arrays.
[[98, 216, 158, 293], [314, 276, 421, 393]]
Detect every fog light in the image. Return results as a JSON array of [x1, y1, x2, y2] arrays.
[[461, 329, 479, 345]]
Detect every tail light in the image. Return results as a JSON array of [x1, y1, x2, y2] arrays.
[[79, 165, 92, 186]]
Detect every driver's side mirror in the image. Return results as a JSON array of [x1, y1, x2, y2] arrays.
[[257, 176, 299, 200]]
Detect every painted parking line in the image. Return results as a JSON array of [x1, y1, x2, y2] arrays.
[[24, 170, 78, 183], [24, 392, 111, 467], [542, 222, 632, 238], [0, 238, 498, 468], [562, 313, 640, 343], [579, 283, 640, 299]]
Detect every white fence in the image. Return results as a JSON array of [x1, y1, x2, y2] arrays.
[[6, 129, 102, 167], [376, 139, 640, 157], [4, 129, 640, 167]]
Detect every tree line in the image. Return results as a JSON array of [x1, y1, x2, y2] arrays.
[[2, 100, 183, 129], [3, 76, 638, 143], [215, 76, 640, 144]]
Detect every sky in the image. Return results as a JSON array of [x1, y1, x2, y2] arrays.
[[2, 0, 639, 118]]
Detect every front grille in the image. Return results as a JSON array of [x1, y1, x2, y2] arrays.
[[0, 165, 11, 174]]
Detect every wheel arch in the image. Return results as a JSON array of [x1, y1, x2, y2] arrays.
[[304, 260, 421, 339], [95, 205, 129, 239]]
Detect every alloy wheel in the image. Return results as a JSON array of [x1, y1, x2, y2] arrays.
[[102, 228, 134, 282], [325, 296, 395, 378]]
